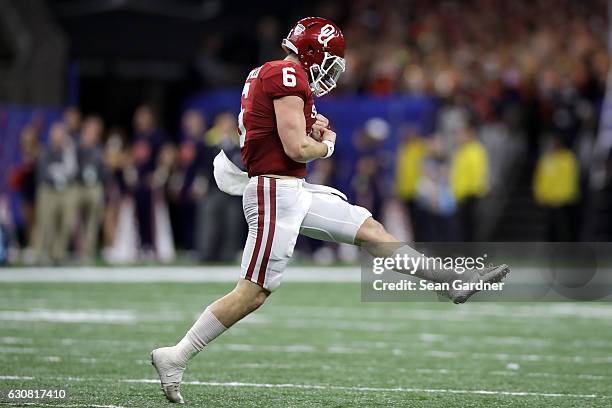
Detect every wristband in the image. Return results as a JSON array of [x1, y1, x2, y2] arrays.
[[322, 139, 335, 158]]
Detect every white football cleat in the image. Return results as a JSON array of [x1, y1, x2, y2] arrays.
[[447, 264, 510, 304], [150, 347, 186, 404]]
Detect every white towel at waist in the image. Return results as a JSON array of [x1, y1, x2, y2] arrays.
[[213, 150, 347, 201]]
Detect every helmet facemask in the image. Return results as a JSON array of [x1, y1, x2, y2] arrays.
[[309, 52, 345, 97]]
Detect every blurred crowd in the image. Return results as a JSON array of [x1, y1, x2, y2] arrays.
[[7, 106, 246, 264], [2, 100, 591, 266], [339, 0, 608, 242], [339, 0, 607, 99], [199, 0, 610, 242], [2, 0, 612, 264]]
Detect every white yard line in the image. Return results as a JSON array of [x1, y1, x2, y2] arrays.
[[121, 378, 609, 399], [0, 309, 137, 324], [2, 266, 612, 290], [0, 266, 360, 283], [2, 375, 609, 399], [0, 375, 35, 380]]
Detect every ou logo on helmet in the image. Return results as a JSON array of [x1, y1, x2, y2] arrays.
[[317, 24, 336, 47]]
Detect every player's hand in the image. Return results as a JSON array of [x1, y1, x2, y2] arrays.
[[320, 127, 336, 145], [314, 114, 329, 129], [311, 114, 330, 141]]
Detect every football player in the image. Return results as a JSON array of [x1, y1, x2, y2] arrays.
[[151, 17, 510, 403]]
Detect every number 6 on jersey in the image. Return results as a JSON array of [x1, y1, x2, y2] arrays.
[[282, 67, 296, 87]]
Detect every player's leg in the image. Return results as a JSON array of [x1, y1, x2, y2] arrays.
[[355, 216, 509, 302], [151, 176, 308, 403], [300, 194, 509, 302], [165, 279, 269, 366], [150, 279, 268, 403], [207, 279, 269, 326]]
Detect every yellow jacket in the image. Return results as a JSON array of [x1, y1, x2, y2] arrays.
[[395, 138, 427, 200], [450, 139, 489, 202], [533, 148, 579, 207]]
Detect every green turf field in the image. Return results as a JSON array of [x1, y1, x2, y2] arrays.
[[1, 280, 611, 407]]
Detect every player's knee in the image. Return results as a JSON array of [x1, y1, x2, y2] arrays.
[[233, 280, 270, 313], [356, 217, 389, 244], [239, 288, 268, 314], [249, 290, 268, 312]]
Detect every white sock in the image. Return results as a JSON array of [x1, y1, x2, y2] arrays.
[[173, 308, 227, 365]]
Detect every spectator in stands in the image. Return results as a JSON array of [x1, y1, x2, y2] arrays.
[[416, 136, 456, 241], [131, 104, 166, 257], [395, 129, 428, 241], [533, 136, 580, 241], [151, 142, 178, 261], [198, 112, 245, 262], [9, 124, 40, 250], [351, 118, 391, 220], [33, 122, 78, 263], [102, 129, 130, 249], [450, 122, 489, 241], [167, 110, 208, 253], [63, 106, 82, 139], [76, 116, 106, 262]]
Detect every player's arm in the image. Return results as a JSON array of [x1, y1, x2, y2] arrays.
[[274, 95, 335, 163]]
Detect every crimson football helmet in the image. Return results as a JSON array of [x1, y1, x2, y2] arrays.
[[282, 17, 346, 97]]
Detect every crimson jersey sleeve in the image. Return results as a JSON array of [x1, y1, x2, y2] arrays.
[[260, 63, 311, 102]]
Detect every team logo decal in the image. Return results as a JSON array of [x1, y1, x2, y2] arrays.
[[317, 24, 336, 46], [293, 23, 306, 36]]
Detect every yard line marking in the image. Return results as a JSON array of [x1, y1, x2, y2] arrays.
[[120, 378, 609, 399], [0, 375, 35, 380], [8, 266, 612, 290], [0, 266, 361, 283], [0, 309, 137, 324], [4, 375, 609, 399]]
